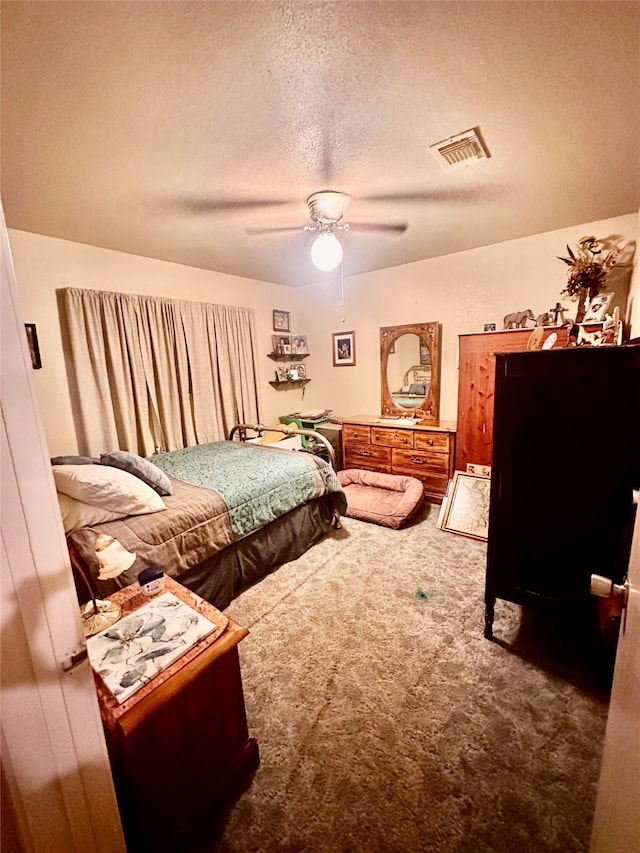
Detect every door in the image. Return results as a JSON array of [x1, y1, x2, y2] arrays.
[[590, 493, 640, 851], [1, 207, 126, 852]]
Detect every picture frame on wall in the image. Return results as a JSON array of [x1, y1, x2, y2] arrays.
[[273, 309, 291, 332], [332, 331, 356, 367], [272, 334, 292, 354], [25, 323, 42, 369]]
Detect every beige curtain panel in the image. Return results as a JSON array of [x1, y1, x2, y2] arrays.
[[58, 288, 261, 456]]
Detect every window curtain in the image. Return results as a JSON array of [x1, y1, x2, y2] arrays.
[[57, 288, 261, 456]]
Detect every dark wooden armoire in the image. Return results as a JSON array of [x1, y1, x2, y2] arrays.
[[484, 345, 640, 639]]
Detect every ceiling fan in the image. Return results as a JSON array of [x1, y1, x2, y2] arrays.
[[247, 190, 408, 271]]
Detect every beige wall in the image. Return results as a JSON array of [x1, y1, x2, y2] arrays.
[[8, 231, 307, 455], [295, 212, 638, 421], [9, 211, 637, 455]]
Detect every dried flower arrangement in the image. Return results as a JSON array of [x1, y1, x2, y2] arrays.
[[558, 236, 619, 300], [558, 236, 620, 323]]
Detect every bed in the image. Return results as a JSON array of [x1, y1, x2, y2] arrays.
[[61, 425, 347, 610]]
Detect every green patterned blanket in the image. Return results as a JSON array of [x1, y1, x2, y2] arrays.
[[149, 441, 346, 539]]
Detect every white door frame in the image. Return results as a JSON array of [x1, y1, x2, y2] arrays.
[[1, 207, 125, 852]]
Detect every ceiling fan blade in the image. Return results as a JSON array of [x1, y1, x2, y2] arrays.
[[168, 197, 294, 214], [361, 186, 488, 204], [348, 222, 408, 235], [246, 225, 304, 236]]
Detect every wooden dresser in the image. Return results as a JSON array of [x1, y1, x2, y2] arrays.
[[456, 326, 569, 471], [341, 416, 456, 503]]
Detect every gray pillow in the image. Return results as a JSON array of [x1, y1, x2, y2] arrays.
[[51, 455, 99, 465], [99, 451, 173, 496]]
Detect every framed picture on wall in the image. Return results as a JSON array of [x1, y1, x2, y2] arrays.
[[273, 309, 291, 332], [25, 323, 42, 369], [332, 331, 356, 367]]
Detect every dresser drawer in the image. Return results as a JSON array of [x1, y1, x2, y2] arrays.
[[342, 424, 371, 444], [344, 444, 391, 472], [414, 432, 451, 453], [371, 427, 414, 449], [404, 471, 449, 498], [393, 448, 450, 475]]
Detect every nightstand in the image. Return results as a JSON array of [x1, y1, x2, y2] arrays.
[[92, 577, 259, 851]]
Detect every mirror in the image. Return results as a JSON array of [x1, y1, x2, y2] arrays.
[[380, 322, 441, 420]]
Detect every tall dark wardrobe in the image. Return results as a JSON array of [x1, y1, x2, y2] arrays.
[[485, 345, 640, 639]]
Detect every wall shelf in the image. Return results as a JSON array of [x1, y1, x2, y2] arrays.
[[268, 352, 310, 361], [269, 379, 311, 389]]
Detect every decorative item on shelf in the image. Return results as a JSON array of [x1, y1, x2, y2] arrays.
[[483, 323, 497, 332], [503, 309, 534, 329], [526, 327, 544, 350], [295, 363, 307, 379], [272, 334, 292, 354], [291, 334, 309, 354], [583, 292, 614, 323], [558, 236, 620, 323], [273, 309, 291, 332], [286, 367, 299, 380], [332, 330, 356, 366]]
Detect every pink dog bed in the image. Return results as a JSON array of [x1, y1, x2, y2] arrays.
[[337, 468, 425, 529]]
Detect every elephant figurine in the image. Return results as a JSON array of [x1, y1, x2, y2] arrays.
[[503, 309, 535, 329]]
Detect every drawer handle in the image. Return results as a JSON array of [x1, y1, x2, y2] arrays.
[[410, 457, 426, 465], [427, 439, 434, 446], [403, 437, 409, 444], [360, 450, 373, 457]]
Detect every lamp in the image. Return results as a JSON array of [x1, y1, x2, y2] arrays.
[[68, 533, 135, 637], [310, 230, 343, 271]]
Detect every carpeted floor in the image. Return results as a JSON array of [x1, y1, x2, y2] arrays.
[[188, 503, 612, 853]]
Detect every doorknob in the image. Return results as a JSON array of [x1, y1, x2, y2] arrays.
[[590, 574, 630, 610]]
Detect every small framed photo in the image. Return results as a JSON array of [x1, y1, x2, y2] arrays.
[[436, 471, 491, 541], [273, 309, 291, 332], [295, 363, 307, 379], [25, 323, 42, 369], [466, 463, 491, 478], [291, 334, 308, 354], [583, 292, 614, 323], [272, 334, 292, 354], [332, 331, 356, 367], [420, 344, 430, 365]]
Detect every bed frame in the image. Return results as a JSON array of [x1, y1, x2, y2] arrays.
[[229, 422, 337, 468]]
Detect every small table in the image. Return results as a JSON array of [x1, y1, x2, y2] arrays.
[[93, 577, 259, 851]]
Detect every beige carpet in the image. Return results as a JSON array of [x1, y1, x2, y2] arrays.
[[189, 503, 611, 852]]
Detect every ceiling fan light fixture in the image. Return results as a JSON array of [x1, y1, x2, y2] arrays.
[[310, 231, 343, 271]]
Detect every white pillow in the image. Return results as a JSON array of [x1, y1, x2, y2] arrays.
[[53, 464, 166, 516], [57, 492, 129, 533]]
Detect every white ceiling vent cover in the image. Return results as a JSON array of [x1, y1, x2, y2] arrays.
[[429, 128, 490, 171]]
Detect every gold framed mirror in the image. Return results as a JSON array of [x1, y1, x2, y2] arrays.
[[380, 322, 441, 420]]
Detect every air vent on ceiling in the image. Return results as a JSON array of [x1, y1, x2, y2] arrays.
[[429, 127, 490, 171]]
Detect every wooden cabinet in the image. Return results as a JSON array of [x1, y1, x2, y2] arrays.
[[94, 578, 259, 852], [485, 345, 640, 639], [456, 327, 569, 471], [341, 416, 456, 503]]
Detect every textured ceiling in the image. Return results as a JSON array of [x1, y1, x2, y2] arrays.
[[1, 1, 639, 286]]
